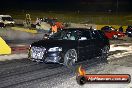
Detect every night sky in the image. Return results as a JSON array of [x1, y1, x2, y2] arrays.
[[0, 0, 132, 12]]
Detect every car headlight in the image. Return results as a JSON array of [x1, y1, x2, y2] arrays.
[[29, 45, 31, 48], [48, 47, 62, 52], [117, 34, 121, 35], [128, 32, 131, 34]]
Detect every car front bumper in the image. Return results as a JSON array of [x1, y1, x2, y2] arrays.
[[31, 56, 62, 63], [44, 56, 62, 63], [29, 49, 63, 63], [127, 32, 132, 37]]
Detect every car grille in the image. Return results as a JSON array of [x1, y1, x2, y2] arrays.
[[30, 46, 46, 59]]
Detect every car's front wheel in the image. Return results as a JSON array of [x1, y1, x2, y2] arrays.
[[113, 35, 118, 39], [63, 49, 77, 67]]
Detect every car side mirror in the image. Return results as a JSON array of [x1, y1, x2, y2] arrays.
[[79, 37, 87, 40], [43, 34, 49, 40]]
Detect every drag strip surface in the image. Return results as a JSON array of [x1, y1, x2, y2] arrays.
[[0, 57, 103, 88]]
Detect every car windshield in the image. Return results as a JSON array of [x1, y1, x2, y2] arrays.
[[49, 30, 78, 40], [103, 26, 116, 31], [2, 17, 13, 21], [110, 27, 116, 31]]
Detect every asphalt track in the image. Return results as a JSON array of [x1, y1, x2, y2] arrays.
[[0, 56, 104, 88]]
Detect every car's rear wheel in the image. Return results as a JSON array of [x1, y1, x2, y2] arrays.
[[100, 46, 109, 62], [63, 49, 77, 67]]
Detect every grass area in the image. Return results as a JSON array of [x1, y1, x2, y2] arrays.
[[1, 10, 132, 25]]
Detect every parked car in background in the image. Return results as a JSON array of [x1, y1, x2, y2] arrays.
[[0, 15, 15, 26], [101, 26, 125, 39], [126, 26, 132, 37], [28, 28, 110, 67]]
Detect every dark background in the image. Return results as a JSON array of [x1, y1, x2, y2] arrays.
[[0, 0, 132, 12]]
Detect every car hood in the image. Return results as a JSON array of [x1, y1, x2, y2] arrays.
[[4, 21, 15, 24], [31, 39, 77, 48], [106, 30, 124, 34]]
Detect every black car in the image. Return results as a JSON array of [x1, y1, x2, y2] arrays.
[[126, 26, 132, 37], [28, 28, 110, 67]]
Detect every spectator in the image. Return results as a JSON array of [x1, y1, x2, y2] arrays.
[[55, 22, 64, 31], [35, 18, 41, 26], [51, 24, 57, 33], [119, 26, 123, 32]]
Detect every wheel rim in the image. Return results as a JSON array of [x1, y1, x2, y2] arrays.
[[113, 35, 118, 39], [64, 49, 77, 66]]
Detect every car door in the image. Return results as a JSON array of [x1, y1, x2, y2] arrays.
[[78, 30, 94, 61], [90, 30, 103, 57]]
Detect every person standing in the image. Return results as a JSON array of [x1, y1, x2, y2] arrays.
[[51, 24, 57, 33], [35, 18, 41, 26], [119, 26, 123, 32]]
